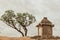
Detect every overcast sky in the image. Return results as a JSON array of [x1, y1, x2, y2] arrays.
[[0, 0, 60, 37]]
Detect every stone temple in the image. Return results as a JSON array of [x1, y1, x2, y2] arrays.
[[31, 17, 60, 40], [36, 17, 54, 38]]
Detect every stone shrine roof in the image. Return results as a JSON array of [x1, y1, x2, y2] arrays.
[[36, 17, 54, 27], [41, 17, 51, 23]]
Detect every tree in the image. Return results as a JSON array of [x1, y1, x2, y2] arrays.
[[0, 10, 36, 37], [16, 13, 36, 36]]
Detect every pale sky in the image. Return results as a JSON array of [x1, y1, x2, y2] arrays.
[[0, 0, 60, 37]]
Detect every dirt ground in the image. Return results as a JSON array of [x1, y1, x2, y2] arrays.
[[0, 36, 35, 40]]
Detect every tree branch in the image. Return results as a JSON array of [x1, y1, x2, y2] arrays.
[[11, 20, 24, 36], [2, 21, 24, 36]]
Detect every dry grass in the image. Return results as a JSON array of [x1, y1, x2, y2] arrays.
[[0, 36, 35, 40]]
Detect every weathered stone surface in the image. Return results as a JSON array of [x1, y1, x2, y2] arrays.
[[36, 17, 54, 38]]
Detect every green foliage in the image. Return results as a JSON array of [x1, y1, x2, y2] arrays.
[[5, 10, 15, 18], [1, 10, 16, 27], [16, 13, 36, 26], [0, 10, 36, 36]]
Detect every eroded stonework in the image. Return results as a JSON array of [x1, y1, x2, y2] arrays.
[[36, 17, 54, 38]]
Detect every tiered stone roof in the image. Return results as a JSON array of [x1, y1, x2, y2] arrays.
[[36, 17, 54, 27]]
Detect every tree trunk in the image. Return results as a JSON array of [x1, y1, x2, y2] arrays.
[[25, 27, 27, 36], [11, 20, 25, 37], [16, 28, 24, 36], [23, 26, 27, 36]]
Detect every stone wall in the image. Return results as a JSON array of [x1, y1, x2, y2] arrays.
[[35, 39, 60, 40], [42, 39, 60, 40]]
